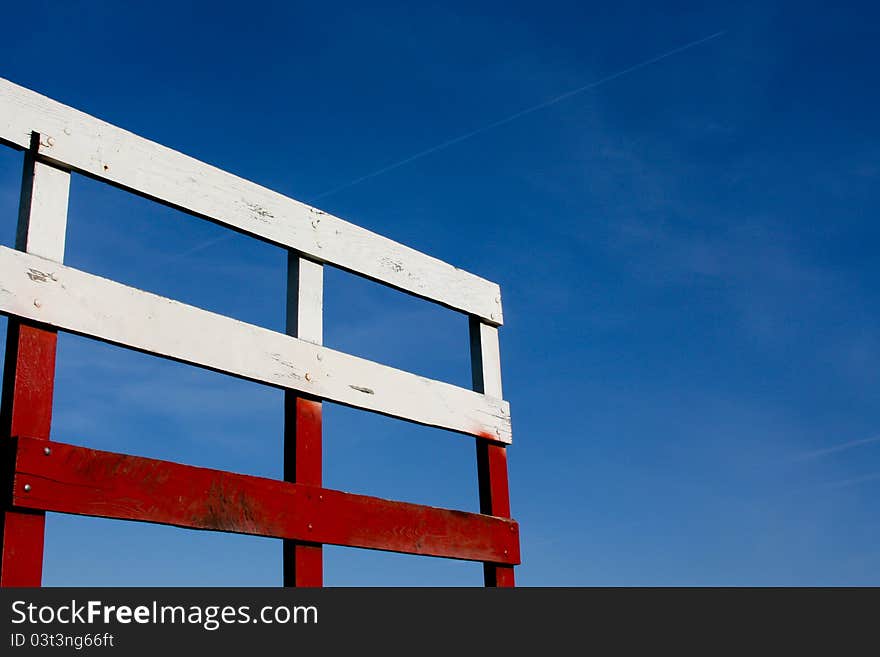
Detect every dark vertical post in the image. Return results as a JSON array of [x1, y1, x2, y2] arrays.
[[283, 252, 324, 587], [1, 134, 68, 587], [470, 317, 515, 587]]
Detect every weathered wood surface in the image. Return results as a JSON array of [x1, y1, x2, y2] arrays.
[[0, 77, 504, 324], [12, 437, 520, 564], [0, 247, 512, 442]]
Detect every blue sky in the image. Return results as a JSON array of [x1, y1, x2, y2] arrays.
[[1, 1, 879, 585]]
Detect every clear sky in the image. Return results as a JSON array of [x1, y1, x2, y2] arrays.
[[1, 1, 878, 585]]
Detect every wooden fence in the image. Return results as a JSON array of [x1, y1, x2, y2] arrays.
[[0, 78, 518, 586]]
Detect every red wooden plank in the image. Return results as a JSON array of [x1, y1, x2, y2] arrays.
[[477, 439, 515, 587], [1, 321, 57, 587], [1, 322, 57, 439], [11, 437, 520, 565], [283, 394, 322, 587], [0, 510, 45, 587], [470, 318, 516, 587]]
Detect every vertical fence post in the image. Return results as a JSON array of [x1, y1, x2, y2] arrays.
[[283, 253, 324, 587], [0, 134, 69, 586], [469, 317, 515, 587]]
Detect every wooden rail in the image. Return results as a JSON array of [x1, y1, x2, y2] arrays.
[[0, 78, 503, 324], [0, 246, 511, 442], [0, 79, 518, 587], [11, 437, 520, 565]]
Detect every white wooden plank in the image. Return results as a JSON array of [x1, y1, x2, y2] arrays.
[[0, 78, 504, 325], [16, 146, 69, 262], [469, 318, 503, 398], [0, 247, 511, 443], [287, 254, 323, 344]]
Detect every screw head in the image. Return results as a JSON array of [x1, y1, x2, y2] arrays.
[[33, 299, 42, 308], [44, 447, 51, 455], [23, 484, 31, 492], [307, 523, 313, 530]]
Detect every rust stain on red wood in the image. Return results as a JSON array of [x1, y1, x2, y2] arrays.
[[11, 437, 520, 565]]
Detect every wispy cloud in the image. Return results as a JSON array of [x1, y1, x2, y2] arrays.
[[794, 435, 880, 462], [821, 471, 880, 490]]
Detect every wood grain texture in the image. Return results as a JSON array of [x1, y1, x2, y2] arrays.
[[0, 77, 503, 324], [12, 437, 521, 565], [0, 247, 512, 442]]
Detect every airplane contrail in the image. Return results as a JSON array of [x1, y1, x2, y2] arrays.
[[161, 29, 725, 264], [795, 435, 880, 462], [311, 30, 725, 201]]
